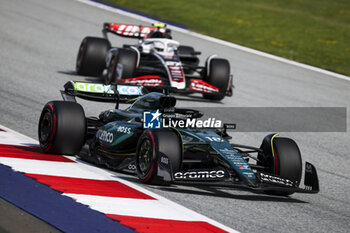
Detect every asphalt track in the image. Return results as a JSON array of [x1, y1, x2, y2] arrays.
[[0, 0, 349, 232]]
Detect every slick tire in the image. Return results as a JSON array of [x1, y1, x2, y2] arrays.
[[203, 58, 230, 101], [38, 101, 86, 155], [258, 135, 302, 196], [76, 37, 111, 76], [136, 129, 182, 185], [106, 48, 138, 84]]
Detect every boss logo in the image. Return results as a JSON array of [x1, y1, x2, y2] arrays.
[[99, 130, 113, 143]]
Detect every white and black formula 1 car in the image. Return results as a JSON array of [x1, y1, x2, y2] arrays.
[[76, 23, 233, 101]]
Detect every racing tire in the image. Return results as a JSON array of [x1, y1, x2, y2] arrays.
[[202, 58, 230, 101], [105, 48, 138, 84], [135, 129, 182, 185], [38, 101, 86, 155], [258, 134, 302, 196], [76, 37, 111, 76]]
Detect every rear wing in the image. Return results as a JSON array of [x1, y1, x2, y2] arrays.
[[61, 81, 147, 107], [102, 22, 167, 39]]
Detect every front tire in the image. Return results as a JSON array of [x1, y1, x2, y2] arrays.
[[202, 58, 230, 101], [76, 37, 111, 77], [258, 134, 302, 195], [38, 101, 86, 155], [136, 129, 182, 185]]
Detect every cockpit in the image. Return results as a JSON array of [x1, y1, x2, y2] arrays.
[[128, 93, 176, 111], [141, 38, 180, 58]]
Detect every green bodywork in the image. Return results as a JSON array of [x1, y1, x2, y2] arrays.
[[93, 92, 257, 183]]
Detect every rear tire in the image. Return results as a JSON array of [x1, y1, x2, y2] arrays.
[[106, 48, 137, 84], [202, 58, 230, 101], [258, 134, 302, 196], [76, 37, 111, 76], [136, 129, 182, 185], [38, 101, 86, 155]]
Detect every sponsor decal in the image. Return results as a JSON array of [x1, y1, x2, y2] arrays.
[[242, 172, 256, 178], [118, 85, 142, 95], [237, 164, 250, 169], [174, 170, 225, 180], [260, 173, 294, 187], [122, 76, 162, 87], [190, 79, 220, 93], [74, 82, 115, 94], [204, 136, 224, 142], [305, 163, 313, 173], [219, 148, 245, 161], [160, 156, 169, 165], [165, 61, 185, 83], [109, 24, 166, 38], [128, 164, 136, 170], [73, 82, 142, 95], [98, 130, 114, 144], [117, 126, 131, 134]]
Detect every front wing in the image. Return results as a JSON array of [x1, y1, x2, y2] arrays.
[[119, 75, 233, 96], [156, 153, 319, 194]]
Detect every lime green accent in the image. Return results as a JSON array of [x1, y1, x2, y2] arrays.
[[184, 145, 207, 152], [152, 23, 166, 28], [216, 155, 230, 167], [270, 133, 279, 161], [102, 0, 350, 76], [73, 82, 115, 94], [126, 96, 141, 104]]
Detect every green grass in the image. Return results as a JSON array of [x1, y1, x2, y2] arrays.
[[103, 0, 350, 76]]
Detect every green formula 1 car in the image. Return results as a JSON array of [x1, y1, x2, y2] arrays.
[[38, 81, 319, 196]]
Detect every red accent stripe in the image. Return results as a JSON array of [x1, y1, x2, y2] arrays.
[[25, 174, 155, 199], [52, 113, 56, 136], [0, 128, 6, 132], [190, 79, 220, 91], [143, 164, 154, 183], [0, 144, 75, 162], [122, 75, 161, 80], [272, 146, 278, 175], [106, 214, 228, 233], [142, 131, 156, 183]]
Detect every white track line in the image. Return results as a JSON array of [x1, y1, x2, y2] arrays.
[[0, 127, 238, 232], [0, 125, 37, 145], [75, 0, 350, 81], [65, 194, 210, 221]]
